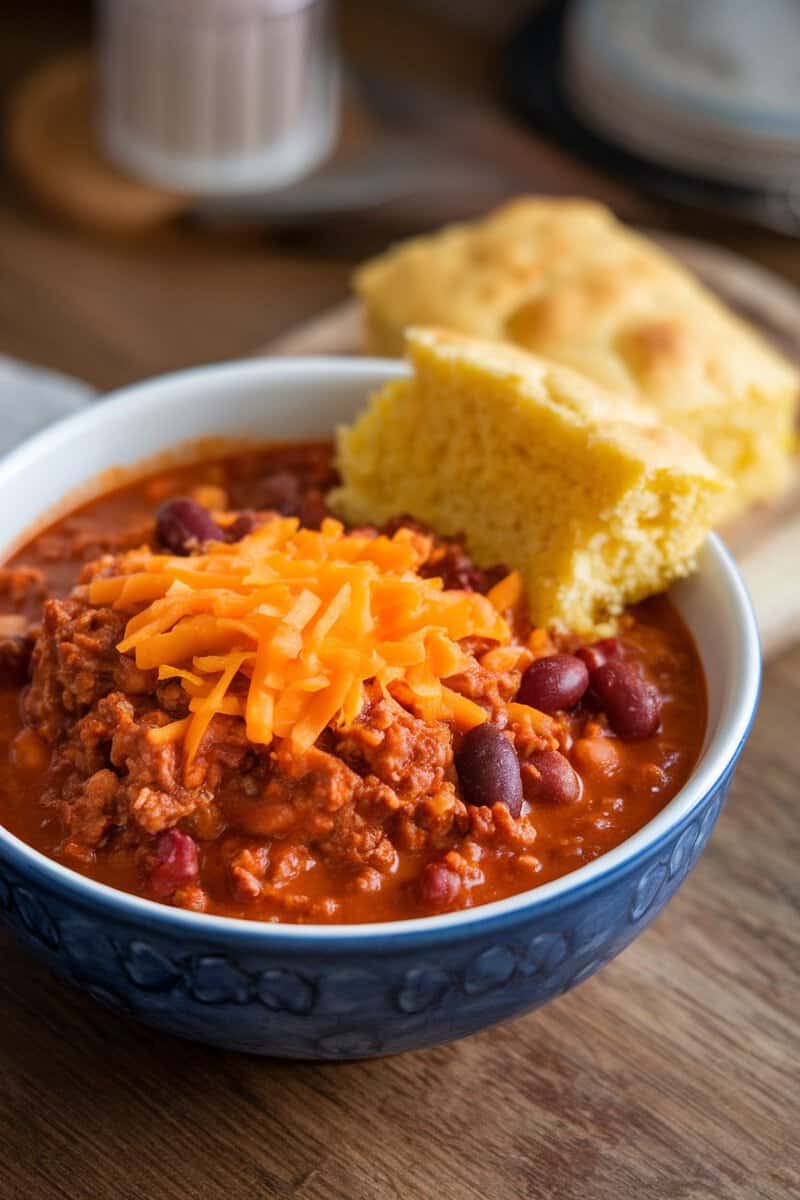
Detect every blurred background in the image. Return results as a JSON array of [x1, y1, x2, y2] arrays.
[[1, 8, 799, 1195], [1, 0, 799, 392]]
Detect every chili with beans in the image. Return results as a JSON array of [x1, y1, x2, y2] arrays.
[[0, 444, 706, 923]]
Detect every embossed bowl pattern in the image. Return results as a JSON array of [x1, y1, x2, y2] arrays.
[[0, 359, 761, 1059], [0, 774, 734, 1058]]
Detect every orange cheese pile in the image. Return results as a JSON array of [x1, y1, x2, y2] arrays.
[[88, 516, 513, 761]]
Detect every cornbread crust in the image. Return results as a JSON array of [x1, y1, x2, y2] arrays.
[[331, 328, 726, 634], [354, 199, 798, 512]]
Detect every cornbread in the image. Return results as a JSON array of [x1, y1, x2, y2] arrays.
[[354, 198, 798, 512], [331, 328, 726, 633]]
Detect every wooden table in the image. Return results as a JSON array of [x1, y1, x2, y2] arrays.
[[0, 4, 798, 1198]]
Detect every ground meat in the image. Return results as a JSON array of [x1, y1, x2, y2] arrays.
[[259, 743, 395, 870], [244, 469, 331, 529], [59, 768, 119, 861], [443, 658, 521, 723], [21, 562, 535, 892], [155, 678, 191, 717], [335, 698, 452, 799], [43, 692, 212, 851], [23, 587, 267, 859], [381, 516, 507, 593], [420, 542, 507, 594], [24, 596, 154, 742], [0, 565, 46, 609]]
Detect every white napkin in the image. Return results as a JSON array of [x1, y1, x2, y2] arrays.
[[0, 355, 94, 458]]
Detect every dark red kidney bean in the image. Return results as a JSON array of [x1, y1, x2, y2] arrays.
[[156, 498, 223, 556], [227, 511, 258, 541], [251, 470, 330, 529], [419, 541, 507, 594], [252, 469, 302, 515], [517, 654, 589, 714], [521, 750, 581, 805], [419, 544, 486, 591], [575, 637, 623, 673], [0, 634, 32, 685], [418, 862, 461, 908], [148, 829, 199, 898], [455, 724, 523, 816], [298, 489, 329, 530], [590, 659, 662, 740]]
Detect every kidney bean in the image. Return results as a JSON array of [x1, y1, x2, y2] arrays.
[[252, 468, 302, 514], [455, 724, 523, 816], [575, 637, 623, 673], [148, 829, 199, 898], [155, 498, 223, 555], [227, 511, 258, 541], [517, 654, 589, 714], [297, 489, 330, 530], [419, 539, 483, 591], [250, 469, 331, 528], [0, 634, 32, 685], [418, 861, 461, 908], [521, 749, 581, 805], [590, 659, 662, 739]]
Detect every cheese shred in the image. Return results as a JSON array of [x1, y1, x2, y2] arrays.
[[89, 517, 511, 761]]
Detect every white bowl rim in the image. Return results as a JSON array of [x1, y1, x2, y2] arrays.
[[0, 357, 761, 943]]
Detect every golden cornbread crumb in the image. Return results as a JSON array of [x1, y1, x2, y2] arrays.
[[354, 198, 798, 513], [330, 328, 727, 634]]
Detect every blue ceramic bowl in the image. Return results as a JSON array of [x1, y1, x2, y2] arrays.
[[0, 359, 761, 1058]]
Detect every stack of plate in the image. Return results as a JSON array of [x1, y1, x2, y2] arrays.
[[564, 0, 800, 193]]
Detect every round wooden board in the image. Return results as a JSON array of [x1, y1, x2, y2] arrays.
[[6, 50, 379, 237]]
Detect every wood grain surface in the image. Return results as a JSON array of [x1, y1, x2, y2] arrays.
[[0, 4, 798, 1199]]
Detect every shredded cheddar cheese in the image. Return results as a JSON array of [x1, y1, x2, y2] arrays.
[[89, 517, 511, 761]]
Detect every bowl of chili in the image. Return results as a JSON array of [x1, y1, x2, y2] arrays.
[[0, 357, 760, 1058]]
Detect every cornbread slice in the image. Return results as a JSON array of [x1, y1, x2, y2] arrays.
[[354, 198, 798, 513], [330, 328, 726, 634]]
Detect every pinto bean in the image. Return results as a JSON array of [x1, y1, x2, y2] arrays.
[[590, 659, 663, 740], [521, 750, 581, 805], [455, 724, 523, 817], [517, 654, 589, 714], [10, 727, 49, 772], [155, 498, 223, 555], [571, 736, 620, 778]]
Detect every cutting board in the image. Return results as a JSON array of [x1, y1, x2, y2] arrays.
[[257, 233, 800, 660]]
